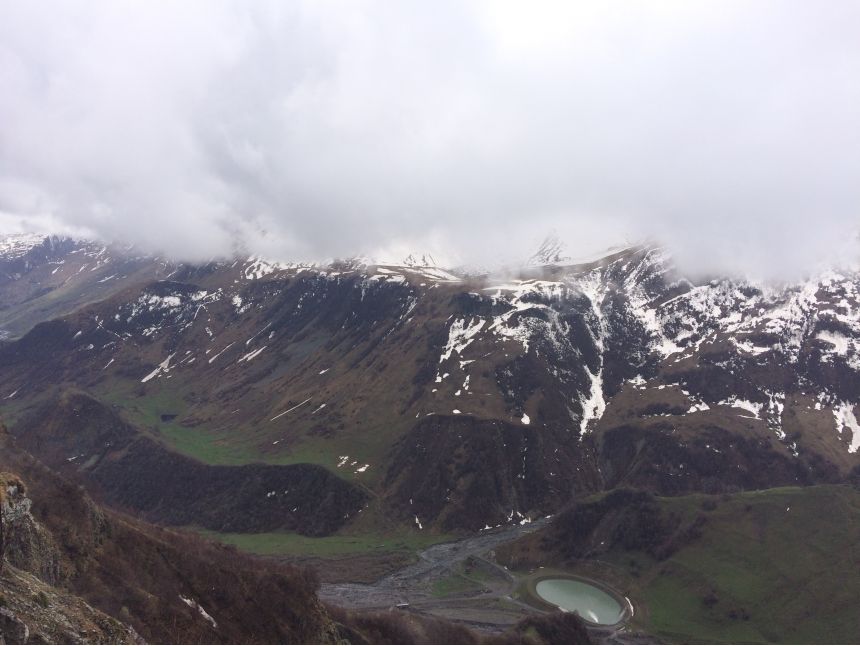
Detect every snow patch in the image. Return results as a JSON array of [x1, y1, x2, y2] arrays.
[[718, 397, 763, 419], [833, 402, 860, 453], [208, 342, 235, 363], [816, 330, 851, 355], [238, 346, 266, 362], [179, 596, 217, 628], [271, 397, 312, 421], [732, 338, 772, 355], [439, 318, 485, 363], [141, 353, 176, 383], [579, 367, 605, 435]]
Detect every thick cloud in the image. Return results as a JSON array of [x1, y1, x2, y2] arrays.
[[1, 0, 859, 277]]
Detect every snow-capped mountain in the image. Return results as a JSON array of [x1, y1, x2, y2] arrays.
[[527, 231, 571, 266], [0, 232, 53, 259], [1, 232, 859, 534]]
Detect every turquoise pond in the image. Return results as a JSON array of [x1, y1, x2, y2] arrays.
[[534, 578, 624, 624]]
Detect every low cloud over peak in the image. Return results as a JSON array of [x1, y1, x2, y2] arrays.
[[1, 0, 859, 278]]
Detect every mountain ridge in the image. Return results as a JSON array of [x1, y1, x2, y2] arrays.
[[2, 232, 859, 536]]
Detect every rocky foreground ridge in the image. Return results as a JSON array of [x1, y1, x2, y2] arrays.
[[0, 472, 140, 644]]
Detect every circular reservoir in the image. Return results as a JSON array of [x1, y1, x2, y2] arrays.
[[535, 578, 625, 625]]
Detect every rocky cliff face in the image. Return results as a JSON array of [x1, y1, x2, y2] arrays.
[[0, 472, 139, 644], [2, 474, 61, 586]]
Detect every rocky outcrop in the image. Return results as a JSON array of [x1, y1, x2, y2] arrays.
[[1, 474, 61, 585], [0, 607, 29, 645], [0, 472, 138, 644], [0, 567, 140, 644]]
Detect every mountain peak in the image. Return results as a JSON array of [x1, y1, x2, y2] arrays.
[[400, 253, 438, 268], [528, 232, 571, 266], [0, 233, 50, 259]]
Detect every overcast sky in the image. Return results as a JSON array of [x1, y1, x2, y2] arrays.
[[1, 0, 859, 277]]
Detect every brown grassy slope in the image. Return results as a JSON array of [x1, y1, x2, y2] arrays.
[[0, 426, 340, 644]]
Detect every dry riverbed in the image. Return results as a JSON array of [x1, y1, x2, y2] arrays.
[[318, 520, 551, 632]]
